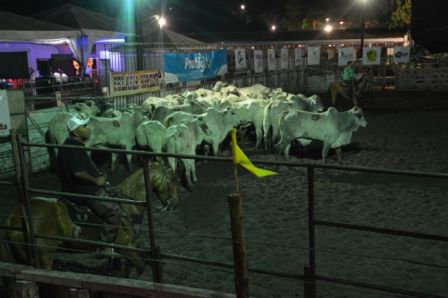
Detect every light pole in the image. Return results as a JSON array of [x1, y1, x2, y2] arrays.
[[135, 0, 144, 70], [359, 0, 367, 59], [156, 15, 167, 85]]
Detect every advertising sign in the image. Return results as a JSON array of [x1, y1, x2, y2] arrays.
[[111, 70, 161, 96], [393, 47, 411, 63], [362, 47, 381, 65], [267, 49, 277, 71], [294, 48, 303, 67], [253, 50, 264, 73], [0, 90, 11, 137], [338, 47, 355, 66], [280, 48, 289, 69], [164, 49, 228, 82], [235, 48, 247, 71], [307, 47, 320, 66]]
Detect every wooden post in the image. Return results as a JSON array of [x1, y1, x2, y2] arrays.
[[8, 280, 39, 298], [227, 193, 248, 298], [303, 266, 315, 298], [69, 288, 90, 298]]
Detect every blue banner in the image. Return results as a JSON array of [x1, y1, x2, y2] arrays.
[[163, 49, 227, 82]]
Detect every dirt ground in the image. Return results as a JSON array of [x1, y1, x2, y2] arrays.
[[1, 90, 448, 298]]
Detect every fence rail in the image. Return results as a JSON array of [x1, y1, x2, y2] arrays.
[[1, 133, 447, 297]]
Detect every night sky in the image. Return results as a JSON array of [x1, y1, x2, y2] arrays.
[[3, 0, 379, 33]]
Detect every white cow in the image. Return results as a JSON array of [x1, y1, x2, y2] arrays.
[[70, 100, 101, 117], [135, 120, 167, 155], [141, 96, 181, 115], [86, 112, 137, 170], [164, 107, 239, 155], [47, 112, 75, 146], [275, 106, 367, 162], [47, 101, 101, 154], [151, 101, 205, 122], [237, 84, 271, 99], [232, 98, 270, 149], [165, 119, 209, 190], [263, 94, 324, 148]]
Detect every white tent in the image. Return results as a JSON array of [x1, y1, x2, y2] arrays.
[[0, 10, 79, 43], [0, 10, 84, 76], [32, 4, 132, 68]]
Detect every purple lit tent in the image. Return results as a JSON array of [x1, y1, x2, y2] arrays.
[[0, 10, 80, 78], [32, 4, 132, 69]]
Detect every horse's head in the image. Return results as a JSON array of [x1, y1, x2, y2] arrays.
[[149, 161, 179, 209]]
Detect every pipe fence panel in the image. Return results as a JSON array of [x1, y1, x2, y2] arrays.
[[2, 136, 447, 297]]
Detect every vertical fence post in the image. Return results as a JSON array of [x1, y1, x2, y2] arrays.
[[306, 166, 316, 298], [10, 130, 39, 267], [227, 193, 249, 298], [141, 155, 163, 283]]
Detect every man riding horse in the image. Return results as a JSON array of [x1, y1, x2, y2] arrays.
[[343, 61, 355, 103], [329, 61, 368, 107], [3, 115, 179, 271], [57, 115, 121, 243]]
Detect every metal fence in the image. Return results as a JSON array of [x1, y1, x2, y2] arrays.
[[1, 132, 447, 297], [21, 40, 448, 112]]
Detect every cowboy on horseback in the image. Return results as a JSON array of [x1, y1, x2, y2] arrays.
[[342, 61, 355, 102], [57, 115, 121, 243]]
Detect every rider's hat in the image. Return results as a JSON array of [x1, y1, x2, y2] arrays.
[[67, 115, 89, 131]]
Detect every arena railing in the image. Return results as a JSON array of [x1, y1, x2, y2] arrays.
[[3, 132, 448, 298]]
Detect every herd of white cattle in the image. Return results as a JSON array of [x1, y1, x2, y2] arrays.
[[47, 81, 367, 189]]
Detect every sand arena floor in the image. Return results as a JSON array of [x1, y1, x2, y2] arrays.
[[1, 91, 448, 297]]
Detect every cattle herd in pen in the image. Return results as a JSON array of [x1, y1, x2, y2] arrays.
[[46, 81, 367, 190]]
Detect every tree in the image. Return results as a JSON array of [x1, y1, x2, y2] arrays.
[[389, 0, 411, 29]]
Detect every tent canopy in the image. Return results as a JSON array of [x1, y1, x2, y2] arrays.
[[32, 4, 131, 68], [142, 29, 204, 44], [0, 10, 79, 41], [31, 4, 127, 33]]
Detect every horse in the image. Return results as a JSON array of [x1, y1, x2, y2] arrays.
[[328, 73, 369, 107], [1, 161, 178, 274]]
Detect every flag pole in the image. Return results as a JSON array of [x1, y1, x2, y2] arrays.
[[234, 163, 240, 195]]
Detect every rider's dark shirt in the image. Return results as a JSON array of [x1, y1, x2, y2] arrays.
[[57, 138, 102, 201]]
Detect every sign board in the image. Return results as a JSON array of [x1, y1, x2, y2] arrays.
[[307, 47, 320, 66], [235, 48, 247, 71], [280, 48, 289, 70], [0, 90, 11, 137], [338, 47, 356, 66], [393, 47, 411, 63], [253, 50, 264, 73], [164, 49, 228, 83], [362, 47, 381, 65], [111, 70, 161, 96], [294, 48, 303, 67], [267, 49, 277, 71]]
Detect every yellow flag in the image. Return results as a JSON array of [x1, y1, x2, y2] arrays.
[[231, 128, 278, 177]]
